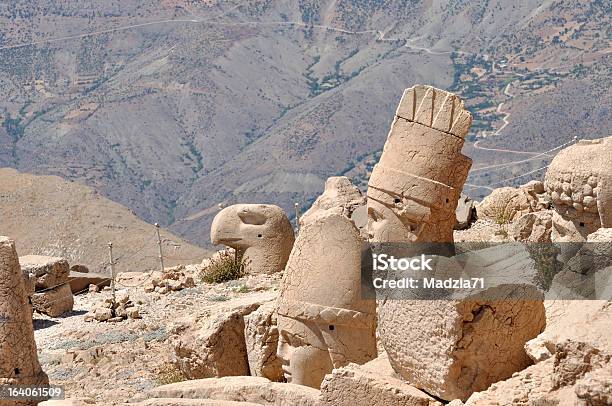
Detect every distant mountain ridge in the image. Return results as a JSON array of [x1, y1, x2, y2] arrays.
[[0, 0, 608, 246]]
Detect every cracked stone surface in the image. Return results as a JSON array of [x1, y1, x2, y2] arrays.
[[0, 236, 49, 406], [244, 301, 283, 381]]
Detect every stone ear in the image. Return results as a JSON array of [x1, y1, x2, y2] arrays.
[[238, 209, 268, 225]]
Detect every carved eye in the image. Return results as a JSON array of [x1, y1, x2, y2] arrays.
[[238, 209, 267, 225]]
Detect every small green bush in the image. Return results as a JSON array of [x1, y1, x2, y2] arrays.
[[201, 250, 248, 284]]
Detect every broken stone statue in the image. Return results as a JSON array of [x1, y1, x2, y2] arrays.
[[1, 237, 49, 406], [367, 84, 472, 243], [276, 213, 377, 389], [211, 204, 295, 274]]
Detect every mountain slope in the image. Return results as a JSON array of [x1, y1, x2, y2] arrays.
[[0, 168, 209, 273], [0, 0, 608, 246]]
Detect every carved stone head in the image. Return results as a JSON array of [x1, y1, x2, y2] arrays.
[[210, 204, 295, 274], [276, 214, 377, 388], [367, 85, 473, 243]]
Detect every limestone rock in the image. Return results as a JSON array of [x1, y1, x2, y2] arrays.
[[277, 214, 377, 388], [69, 264, 89, 274], [320, 354, 442, 406], [367, 85, 472, 243], [19, 255, 70, 290], [476, 186, 537, 224], [94, 307, 112, 322], [31, 283, 74, 317], [511, 210, 554, 242], [244, 301, 283, 382], [525, 300, 612, 362], [545, 136, 612, 235], [39, 399, 95, 406], [134, 399, 261, 406], [378, 244, 545, 401], [67, 271, 111, 294], [465, 340, 611, 405], [145, 376, 319, 406], [211, 204, 295, 274], [300, 176, 366, 228], [172, 293, 276, 379], [0, 236, 49, 406], [574, 361, 612, 406], [454, 194, 476, 230]]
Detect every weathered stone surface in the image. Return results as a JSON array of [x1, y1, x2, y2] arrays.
[[320, 354, 442, 406], [454, 194, 476, 230], [39, 399, 95, 406], [0, 236, 49, 406], [211, 204, 295, 274], [244, 301, 283, 382], [476, 186, 537, 224], [465, 340, 611, 405], [31, 283, 74, 317], [277, 214, 377, 388], [574, 361, 612, 406], [545, 136, 612, 236], [511, 210, 554, 242], [67, 271, 111, 294], [20, 255, 70, 290], [526, 300, 611, 362], [173, 292, 276, 379], [378, 244, 545, 401], [367, 85, 472, 243], [300, 176, 365, 228], [145, 376, 319, 406], [134, 399, 261, 406]]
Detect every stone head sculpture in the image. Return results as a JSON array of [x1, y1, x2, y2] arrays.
[[545, 136, 612, 237], [210, 204, 295, 274], [0, 236, 48, 394], [367, 85, 473, 243], [276, 213, 376, 388]]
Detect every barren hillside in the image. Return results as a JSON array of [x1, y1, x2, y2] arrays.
[[0, 168, 209, 272], [0, 0, 609, 246]]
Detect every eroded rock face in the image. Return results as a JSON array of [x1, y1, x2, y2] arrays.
[[0, 237, 49, 406], [367, 85, 472, 243], [31, 283, 74, 318], [300, 176, 366, 228], [545, 136, 612, 236], [244, 301, 283, 382], [465, 340, 611, 405], [276, 214, 377, 389], [211, 204, 295, 274], [20, 255, 70, 290]]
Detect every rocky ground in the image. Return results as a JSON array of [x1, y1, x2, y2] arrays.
[[33, 267, 282, 405]]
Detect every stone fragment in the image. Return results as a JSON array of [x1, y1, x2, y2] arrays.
[[277, 214, 377, 388], [367, 85, 472, 243], [300, 176, 365, 228], [511, 209, 554, 242], [476, 186, 537, 224], [465, 340, 611, 405], [70, 264, 89, 274], [133, 399, 261, 406], [31, 283, 74, 317], [67, 271, 111, 294], [545, 136, 612, 235], [145, 376, 319, 406], [377, 244, 545, 401], [454, 194, 476, 230], [39, 399, 96, 406], [172, 293, 276, 379], [319, 354, 442, 406], [0, 236, 49, 406], [94, 307, 113, 322], [19, 255, 70, 289], [244, 301, 283, 381], [211, 204, 295, 274]]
